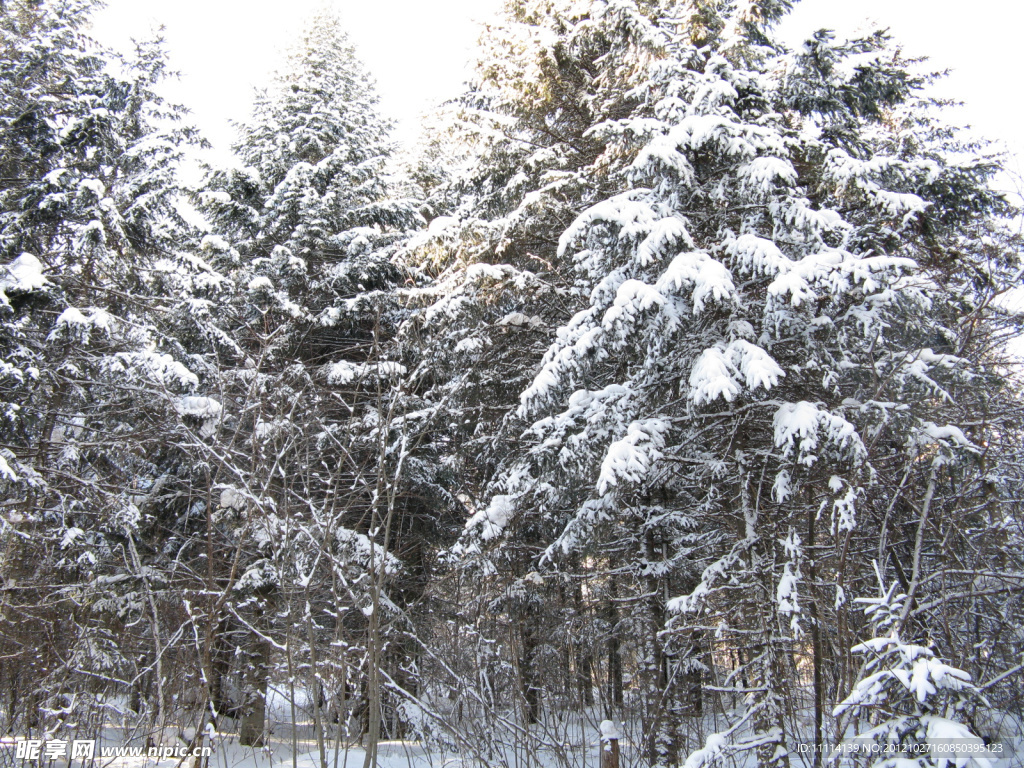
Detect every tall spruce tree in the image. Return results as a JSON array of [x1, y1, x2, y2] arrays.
[[430, 1, 1024, 766], [0, 0, 207, 737], [200, 6, 416, 347], [182, 7, 438, 749], [399, 0, 670, 743]]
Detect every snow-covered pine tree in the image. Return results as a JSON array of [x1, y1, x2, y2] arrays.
[[399, 1, 702, 745], [199, 5, 418, 358], [0, 0, 207, 737], [833, 573, 994, 768], [448, 0, 1022, 764], [181, 8, 443, 748]]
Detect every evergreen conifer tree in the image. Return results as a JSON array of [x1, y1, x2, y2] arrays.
[[833, 573, 994, 768], [432, 1, 1023, 765], [0, 0, 207, 735], [183, 8, 434, 748]]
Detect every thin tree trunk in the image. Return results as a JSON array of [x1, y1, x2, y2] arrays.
[[807, 504, 823, 768], [306, 601, 329, 768], [239, 637, 269, 747], [520, 620, 541, 725], [606, 572, 624, 713]]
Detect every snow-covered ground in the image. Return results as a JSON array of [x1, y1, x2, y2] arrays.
[[210, 738, 441, 768], [3, 720, 1021, 768]]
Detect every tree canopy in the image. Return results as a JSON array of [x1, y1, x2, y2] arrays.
[[0, 2, 1021, 767]]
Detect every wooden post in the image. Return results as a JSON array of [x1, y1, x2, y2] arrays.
[[600, 720, 620, 768]]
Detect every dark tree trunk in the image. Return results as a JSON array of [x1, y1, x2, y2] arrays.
[[606, 573, 624, 713], [520, 620, 542, 725], [238, 638, 269, 747]]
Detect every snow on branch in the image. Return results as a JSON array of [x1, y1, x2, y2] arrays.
[[326, 360, 407, 386], [557, 189, 654, 258], [596, 418, 670, 496], [48, 307, 115, 341], [0, 253, 48, 306], [773, 401, 865, 466], [656, 251, 736, 313], [689, 340, 784, 405]]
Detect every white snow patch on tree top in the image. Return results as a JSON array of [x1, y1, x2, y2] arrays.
[[175, 396, 222, 418], [326, 360, 407, 385], [0, 253, 47, 305], [465, 494, 515, 540]]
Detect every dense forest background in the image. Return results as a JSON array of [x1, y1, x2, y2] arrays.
[[1, 1, 1023, 767]]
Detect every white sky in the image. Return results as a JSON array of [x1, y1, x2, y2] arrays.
[[90, 0, 1023, 190]]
